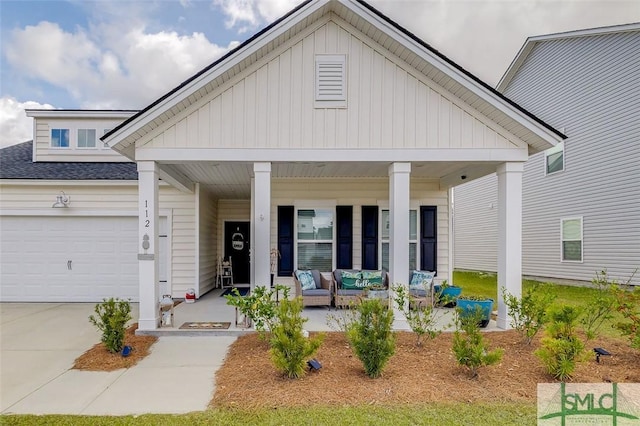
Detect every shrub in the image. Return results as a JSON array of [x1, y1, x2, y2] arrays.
[[580, 270, 618, 340], [502, 282, 556, 344], [613, 284, 640, 349], [89, 297, 132, 353], [269, 297, 324, 379], [452, 306, 503, 379], [347, 298, 395, 378], [225, 285, 289, 338], [392, 284, 442, 346], [535, 304, 585, 381]]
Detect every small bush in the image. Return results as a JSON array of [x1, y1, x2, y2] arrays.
[[225, 284, 289, 338], [613, 284, 640, 349], [503, 283, 556, 344], [269, 297, 324, 379], [580, 270, 618, 340], [535, 304, 585, 381], [347, 298, 396, 378], [89, 297, 132, 353], [393, 284, 442, 346], [452, 306, 503, 379]]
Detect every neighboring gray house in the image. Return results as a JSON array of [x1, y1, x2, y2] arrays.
[[454, 23, 640, 286]]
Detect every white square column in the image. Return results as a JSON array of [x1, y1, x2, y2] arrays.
[[137, 161, 160, 330], [496, 162, 524, 330], [253, 162, 271, 290], [389, 162, 411, 330]]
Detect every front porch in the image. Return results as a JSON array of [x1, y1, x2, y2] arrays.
[[136, 287, 499, 336]]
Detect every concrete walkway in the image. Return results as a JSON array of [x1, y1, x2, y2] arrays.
[[0, 303, 236, 415]]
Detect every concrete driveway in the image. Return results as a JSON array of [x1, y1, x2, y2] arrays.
[[0, 303, 236, 415]]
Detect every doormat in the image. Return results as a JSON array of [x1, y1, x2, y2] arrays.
[[220, 287, 250, 297], [179, 322, 231, 330]]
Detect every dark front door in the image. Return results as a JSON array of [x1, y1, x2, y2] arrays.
[[225, 222, 250, 284]]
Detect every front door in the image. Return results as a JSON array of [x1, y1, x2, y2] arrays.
[[224, 221, 250, 284]]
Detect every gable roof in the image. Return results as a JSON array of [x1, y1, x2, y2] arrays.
[[0, 141, 138, 180], [497, 22, 640, 92], [104, 0, 564, 158]]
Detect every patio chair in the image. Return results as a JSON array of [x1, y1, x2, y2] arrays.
[[408, 270, 435, 309], [293, 270, 332, 308]]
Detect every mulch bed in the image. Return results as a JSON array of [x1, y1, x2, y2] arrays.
[[72, 324, 158, 371], [211, 330, 640, 409]]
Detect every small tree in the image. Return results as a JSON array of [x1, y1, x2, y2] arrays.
[[269, 297, 324, 379], [613, 284, 640, 349], [393, 284, 443, 346], [89, 297, 132, 353], [535, 304, 585, 381], [225, 285, 289, 338], [502, 282, 556, 344], [580, 270, 618, 340], [452, 306, 503, 379], [347, 298, 395, 378]]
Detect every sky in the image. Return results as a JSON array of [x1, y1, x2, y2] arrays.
[[1, 0, 639, 147]]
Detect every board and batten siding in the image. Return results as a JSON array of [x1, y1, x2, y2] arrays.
[[270, 178, 449, 286], [0, 183, 202, 295], [33, 118, 129, 162], [139, 19, 524, 152], [198, 186, 218, 296], [454, 29, 640, 286]]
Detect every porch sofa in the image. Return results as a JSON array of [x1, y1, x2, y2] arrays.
[[293, 270, 333, 308], [332, 269, 389, 308]]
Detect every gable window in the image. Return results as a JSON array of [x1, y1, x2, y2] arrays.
[[77, 129, 97, 148], [545, 141, 564, 174], [315, 54, 346, 107], [381, 209, 417, 271], [297, 208, 334, 271], [561, 217, 583, 262], [50, 128, 70, 148]]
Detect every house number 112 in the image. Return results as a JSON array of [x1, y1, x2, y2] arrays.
[[144, 200, 150, 228]]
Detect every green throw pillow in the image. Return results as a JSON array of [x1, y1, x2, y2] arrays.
[[361, 270, 383, 288], [296, 270, 316, 291], [341, 270, 363, 289]]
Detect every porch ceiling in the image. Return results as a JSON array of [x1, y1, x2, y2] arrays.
[[163, 160, 497, 199]]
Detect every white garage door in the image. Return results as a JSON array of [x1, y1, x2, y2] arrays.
[[0, 216, 166, 302]]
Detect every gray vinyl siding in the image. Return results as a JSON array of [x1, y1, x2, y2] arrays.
[[454, 29, 640, 286]]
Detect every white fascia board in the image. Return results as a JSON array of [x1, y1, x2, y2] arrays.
[[345, 1, 564, 147], [25, 110, 137, 119], [106, 0, 329, 154], [138, 147, 529, 162], [496, 39, 537, 93]]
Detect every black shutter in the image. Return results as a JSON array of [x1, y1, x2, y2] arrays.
[[336, 206, 353, 269], [420, 206, 437, 273], [277, 206, 294, 276], [361, 206, 378, 270]]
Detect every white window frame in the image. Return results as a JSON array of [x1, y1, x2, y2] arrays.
[[77, 128, 98, 149], [380, 206, 419, 272], [545, 141, 564, 175], [561, 216, 583, 263], [314, 54, 347, 108], [294, 204, 336, 272], [50, 128, 70, 149]]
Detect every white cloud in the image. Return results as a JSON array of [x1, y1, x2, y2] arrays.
[[4, 20, 234, 109], [213, 0, 304, 32], [0, 97, 54, 147]]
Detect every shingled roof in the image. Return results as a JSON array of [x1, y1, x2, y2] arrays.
[[0, 141, 138, 180]]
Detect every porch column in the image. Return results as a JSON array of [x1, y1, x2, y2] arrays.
[[253, 162, 271, 290], [496, 162, 524, 330], [137, 161, 160, 330], [389, 162, 411, 330]]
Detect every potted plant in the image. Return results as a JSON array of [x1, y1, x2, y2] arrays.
[[364, 284, 389, 302], [434, 280, 462, 307], [456, 295, 494, 328]]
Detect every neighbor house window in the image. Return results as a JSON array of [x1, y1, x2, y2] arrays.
[[50, 128, 70, 148], [561, 217, 583, 262], [297, 208, 334, 271], [77, 129, 97, 148], [545, 141, 564, 174], [381, 209, 417, 271], [102, 129, 112, 148], [315, 54, 346, 107]]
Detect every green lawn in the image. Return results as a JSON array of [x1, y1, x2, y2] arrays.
[[2, 403, 537, 425]]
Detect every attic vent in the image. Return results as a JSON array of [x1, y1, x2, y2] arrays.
[[315, 54, 346, 107]]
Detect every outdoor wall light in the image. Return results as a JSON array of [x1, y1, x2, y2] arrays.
[[52, 191, 70, 208]]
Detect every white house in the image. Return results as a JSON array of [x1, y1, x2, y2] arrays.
[[454, 23, 640, 286], [0, 0, 564, 330]]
